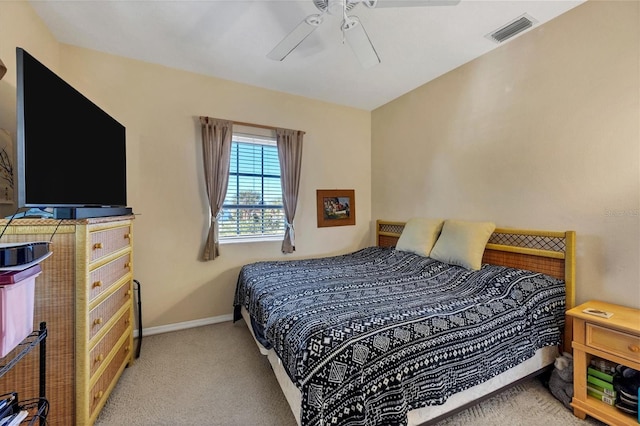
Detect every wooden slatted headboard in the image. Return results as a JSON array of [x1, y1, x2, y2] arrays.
[[376, 220, 576, 353]]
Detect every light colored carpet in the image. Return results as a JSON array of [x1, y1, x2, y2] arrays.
[[95, 321, 605, 426]]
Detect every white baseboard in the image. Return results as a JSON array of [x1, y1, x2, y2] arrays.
[[133, 313, 234, 338]]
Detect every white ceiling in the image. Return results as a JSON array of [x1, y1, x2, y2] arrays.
[[28, 0, 585, 111]]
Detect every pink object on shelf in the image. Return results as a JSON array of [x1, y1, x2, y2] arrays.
[[0, 265, 42, 357]]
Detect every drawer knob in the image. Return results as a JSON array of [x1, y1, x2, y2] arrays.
[[93, 281, 103, 288], [94, 390, 103, 400], [124, 318, 130, 325], [95, 354, 104, 363], [93, 242, 103, 250], [124, 262, 132, 268], [125, 345, 130, 352], [124, 233, 131, 239], [126, 290, 132, 296], [93, 317, 103, 326], [629, 344, 640, 353]]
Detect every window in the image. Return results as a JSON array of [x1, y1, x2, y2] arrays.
[[218, 133, 285, 241]]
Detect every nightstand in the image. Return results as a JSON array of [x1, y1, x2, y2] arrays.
[[567, 300, 640, 426]]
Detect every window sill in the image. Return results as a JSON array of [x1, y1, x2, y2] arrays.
[[220, 236, 283, 244]]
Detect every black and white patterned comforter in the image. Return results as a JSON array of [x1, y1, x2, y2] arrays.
[[233, 247, 565, 426]]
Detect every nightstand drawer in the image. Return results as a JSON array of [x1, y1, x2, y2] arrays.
[[587, 323, 640, 363], [90, 225, 132, 263]]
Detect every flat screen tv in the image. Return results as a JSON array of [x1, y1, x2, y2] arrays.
[[16, 47, 131, 219]]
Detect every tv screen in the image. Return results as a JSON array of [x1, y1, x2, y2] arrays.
[[16, 47, 127, 211]]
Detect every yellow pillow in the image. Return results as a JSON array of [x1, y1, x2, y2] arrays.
[[430, 219, 496, 270], [395, 218, 444, 257]]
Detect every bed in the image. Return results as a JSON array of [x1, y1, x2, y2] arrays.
[[233, 219, 576, 426]]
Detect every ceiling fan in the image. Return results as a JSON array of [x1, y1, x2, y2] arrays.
[[267, 0, 461, 69]]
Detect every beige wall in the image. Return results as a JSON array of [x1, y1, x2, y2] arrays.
[[0, 1, 372, 329], [0, 1, 59, 172], [372, 0, 640, 309], [62, 50, 373, 328]]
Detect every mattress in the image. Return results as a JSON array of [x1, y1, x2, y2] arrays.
[[234, 247, 566, 426], [241, 306, 558, 426]]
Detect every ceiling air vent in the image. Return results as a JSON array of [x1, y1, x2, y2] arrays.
[[486, 14, 538, 43]]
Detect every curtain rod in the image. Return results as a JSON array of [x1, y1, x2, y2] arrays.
[[200, 116, 305, 135], [233, 120, 305, 135]]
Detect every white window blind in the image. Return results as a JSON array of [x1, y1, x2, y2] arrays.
[[219, 133, 285, 240]]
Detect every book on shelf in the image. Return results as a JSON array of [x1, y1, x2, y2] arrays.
[[587, 386, 616, 406], [587, 374, 615, 392], [587, 381, 617, 398], [587, 366, 616, 383]]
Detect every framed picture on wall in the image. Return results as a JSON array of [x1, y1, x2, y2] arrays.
[[316, 189, 355, 227]]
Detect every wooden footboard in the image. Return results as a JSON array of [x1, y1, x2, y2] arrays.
[[376, 220, 576, 353]]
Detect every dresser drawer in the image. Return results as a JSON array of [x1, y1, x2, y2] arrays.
[[587, 323, 640, 363], [90, 225, 132, 263], [89, 281, 132, 341], [89, 309, 132, 378], [89, 337, 132, 417], [89, 253, 132, 302]]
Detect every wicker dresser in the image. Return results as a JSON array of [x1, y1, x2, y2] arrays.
[[0, 215, 135, 425]]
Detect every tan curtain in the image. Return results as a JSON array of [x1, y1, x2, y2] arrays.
[[200, 117, 233, 261], [276, 128, 304, 253]]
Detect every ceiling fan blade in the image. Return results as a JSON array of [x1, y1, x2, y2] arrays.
[[367, 0, 461, 8], [343, 17, 380, 69], [267, 14, 324, 61]]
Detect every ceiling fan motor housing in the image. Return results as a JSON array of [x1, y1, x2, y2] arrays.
[[314, 0, 359, 15]]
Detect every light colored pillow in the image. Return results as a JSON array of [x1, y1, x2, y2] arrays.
[[395, 218, 444, 257], [430, 219, 496, 270]]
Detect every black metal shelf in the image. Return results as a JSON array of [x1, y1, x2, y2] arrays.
[[0, 322, 48, 425], [20, 397, 49, 426]]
